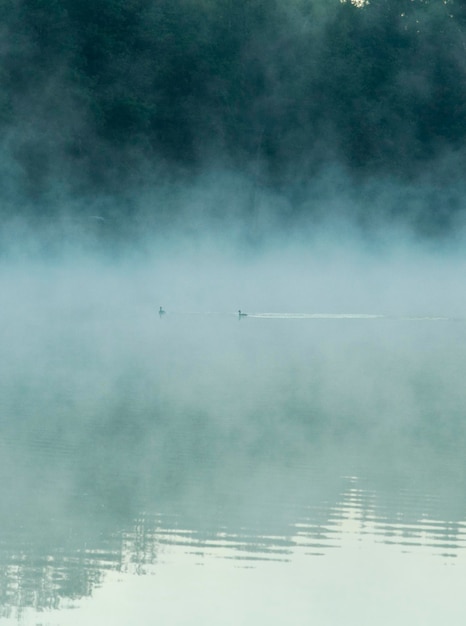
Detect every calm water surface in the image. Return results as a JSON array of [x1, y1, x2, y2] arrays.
[[1, 312, 466, 625]]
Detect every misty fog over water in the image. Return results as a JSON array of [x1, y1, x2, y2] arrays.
[[1, 242, 466, 624], [2, 0, 466, 624]]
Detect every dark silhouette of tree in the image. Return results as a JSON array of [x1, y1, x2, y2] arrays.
[[1, 0, 466, 228]]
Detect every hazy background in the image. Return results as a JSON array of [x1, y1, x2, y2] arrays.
[[2, 1, 466, 620], [1, 0, 466, 242], [1, 0, 466, 564]]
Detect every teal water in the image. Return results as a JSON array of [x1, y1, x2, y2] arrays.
[[1, 313, 466, 624]]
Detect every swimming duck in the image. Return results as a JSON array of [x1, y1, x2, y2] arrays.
[[159, 306, 166, 316]]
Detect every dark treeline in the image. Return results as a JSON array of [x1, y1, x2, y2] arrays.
[[1, 0, 466, 229]]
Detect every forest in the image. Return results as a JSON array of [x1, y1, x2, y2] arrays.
[[1, 0, 466, 233]]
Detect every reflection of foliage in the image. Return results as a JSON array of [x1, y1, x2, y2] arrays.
[[2, 312, 466, 614], [0, 526, 111, 617], [2, 0, 466, 225], [1, 441, 465, 617]]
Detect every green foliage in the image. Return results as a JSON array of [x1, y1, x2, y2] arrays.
[[2, 0, 466, 219]]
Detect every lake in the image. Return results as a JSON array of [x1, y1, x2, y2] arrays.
[[1, 308, 466, 625]]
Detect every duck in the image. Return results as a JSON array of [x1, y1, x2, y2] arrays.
[[238, 310, 248, 318], [159, 306, 166, 316]]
